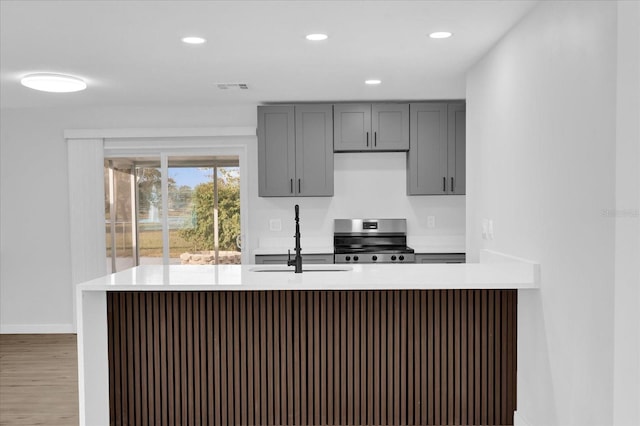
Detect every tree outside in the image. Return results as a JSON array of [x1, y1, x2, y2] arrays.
[[179, 168, 241, 253]]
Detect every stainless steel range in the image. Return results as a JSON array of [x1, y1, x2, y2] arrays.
[[334, 219, 415, 264]]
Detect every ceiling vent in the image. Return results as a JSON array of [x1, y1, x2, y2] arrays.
[[216, 83, 249, 90]]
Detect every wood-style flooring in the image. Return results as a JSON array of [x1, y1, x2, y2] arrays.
[[0, 334, 79, 426]]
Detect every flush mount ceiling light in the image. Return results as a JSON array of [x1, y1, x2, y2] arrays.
[[306, 33, 328, 41], [429, 31, 453, 39], [181, 36, 206, 44], [365, 79, 382, 85], [20, 73, 87, 93]]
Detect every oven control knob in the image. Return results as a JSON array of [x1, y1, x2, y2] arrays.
[[372, 255, 378, 261], [353, 256, 359, 262], [345, 256, 351, 261], [399, 255, 405, 261], [391, 255, 397, 261]]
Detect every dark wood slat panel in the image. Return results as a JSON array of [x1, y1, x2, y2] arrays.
[[321, 291, 328, 426], [300, 291, 308, 425], [400, 290, 408, 425], [239, 292, 248, 426], [420, 290, 428, 425], [107, 289, 517, 426], [407, 290, 415, 426], [360, 291, 367, 425], [333, 292, 342, 426], [293, 291, 301, 426], [393, 290, 401, 426], [454, 290, 461, 425], [487, 291, 497, 424], [434, 290, 441, 426], [212, 292, 221, 426], [461, 290, 468, 426], [481, 290, 488, 425], [365, 291, 379, 424]]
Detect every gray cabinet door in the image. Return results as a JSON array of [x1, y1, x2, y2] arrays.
[[258, 106, 296, 196], [448, 103, 466, 195], [372, 103, 409, 151], [295, 104, 334, 196], [333, 104, 371, 151], [415, 253, 466, 263], [407, 103, 448, 195]]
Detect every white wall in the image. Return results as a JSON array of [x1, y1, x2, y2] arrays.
[[1, 103, 466, 331], [249, 152, 465, 251], [0, 105, 255, 332], [613, 1, 640, 424], [467, 1, 638, 425]]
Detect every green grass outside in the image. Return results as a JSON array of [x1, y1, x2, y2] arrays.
[[106, 229, 197, 258]]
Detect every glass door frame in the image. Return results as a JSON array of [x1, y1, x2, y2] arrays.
[[104, 144, 249, 266]]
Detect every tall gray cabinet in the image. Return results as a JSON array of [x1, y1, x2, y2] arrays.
[[407, 102, 466, 195], [334, 103, 409, 151], [258, 105, 333, 197]]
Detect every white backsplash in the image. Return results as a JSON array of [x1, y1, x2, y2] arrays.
[[249, 152, 465, 253]]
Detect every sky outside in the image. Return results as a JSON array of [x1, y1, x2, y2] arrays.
[[169, 167, 239, 188]]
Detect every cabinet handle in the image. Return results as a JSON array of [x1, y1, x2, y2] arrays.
[[443, 177, 446, 192], [374, 131, 377, 147], [290, 178, 293, 194], [298, 178, 301, 193], [451, 177, 454, 192], [366, 132, 369, 147]]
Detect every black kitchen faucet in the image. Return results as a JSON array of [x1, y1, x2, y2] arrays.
[[287, 204, 303, 273]]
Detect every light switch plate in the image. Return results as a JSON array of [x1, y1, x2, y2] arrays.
[[269, 219, 282, 232], [427, 216, 436, 228]]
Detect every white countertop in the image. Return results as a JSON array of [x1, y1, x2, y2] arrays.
[[78, 250, 538, 292]]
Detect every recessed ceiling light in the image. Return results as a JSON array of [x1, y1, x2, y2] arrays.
[[181, 36, 206, 44], [365, 79, 382, 85], [306, 33, 328, 41], [20, 73, 87, 93], [429, 31, 453, 39]]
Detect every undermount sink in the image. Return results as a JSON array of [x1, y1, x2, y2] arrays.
[[250, 265, 352, 273]]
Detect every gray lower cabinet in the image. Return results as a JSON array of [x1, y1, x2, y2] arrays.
[[258, 105, 333, 197], [334, 103, 409, 152], [414, 253, 466, 263], [255, 253, 335, 264], [407, 102, 466, 195]]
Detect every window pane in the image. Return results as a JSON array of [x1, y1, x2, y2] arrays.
[[113, 167, 135, 270], [169, 159, 241, 265], [136, 165, 163, 265], [104, 155, 241, 268], [168, 165, 214, 264]]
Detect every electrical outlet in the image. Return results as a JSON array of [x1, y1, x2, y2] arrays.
[[481, 218, 489, 240], [269, 219, 282, 232], [427, 216, 436, 228]]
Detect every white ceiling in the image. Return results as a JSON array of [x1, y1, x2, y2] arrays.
[[0, 0, 537, 109]]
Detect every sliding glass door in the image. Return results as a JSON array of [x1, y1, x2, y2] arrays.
[[104, 154, 241, 271]]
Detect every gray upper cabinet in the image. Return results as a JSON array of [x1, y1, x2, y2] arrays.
[[258, 106, 295, 197], [407, 102, 466, 195], [333, 104, 370, 151], [295, 105, 334, 196], [448, 103, 466, 195], [334, 103, 409, 152], [258, 105, 333, 197]]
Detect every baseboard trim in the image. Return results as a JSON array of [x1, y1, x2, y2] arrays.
[[514, 410, 532, 426], [0, 323, 75, 334]]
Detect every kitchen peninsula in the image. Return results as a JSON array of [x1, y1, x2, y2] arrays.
[[77, 250, 538, 426]]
